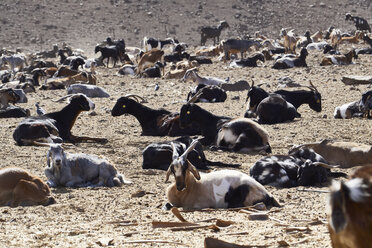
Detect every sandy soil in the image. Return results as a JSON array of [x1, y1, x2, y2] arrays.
[[0, 1, 371, 247]]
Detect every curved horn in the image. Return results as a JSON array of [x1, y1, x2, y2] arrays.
[[309, 80, 319, 93], [251, 79, 255, 88], [124, 94, 147, 103], [187, 90, 203, 104], [171, 142, 179, 161], [180, 139, 200, 162], [313, 162, 339, 169], [52, 94, 76, 102]]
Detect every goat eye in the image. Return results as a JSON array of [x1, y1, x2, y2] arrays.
[[187, 111, 190, 115], [316, 99, 320, 103], [122, 105, 126, 108]]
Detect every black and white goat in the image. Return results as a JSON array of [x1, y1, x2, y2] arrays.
[[165, 140, 280, 209], [143, 37, 178, 51], [179, 103, 271, 153], [250, 148, 345, 188], [13, 94, 107, 145], [186, 84, 227, 103], [140, 61, 164, 78], [229, 53, 265, 68], [334, 90, 372, 119], [272, 48, 308, 69], [111, 95, 201, 137]]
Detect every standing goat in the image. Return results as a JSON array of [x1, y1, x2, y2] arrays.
[[328, 164, 372, 248], [165, 140, 280, 209], [200, 21, 229, 46], [45, 144, 130, 187]]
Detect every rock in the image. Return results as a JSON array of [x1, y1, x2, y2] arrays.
[[341, 75, 372, 85], [248, 213, 269, 220]]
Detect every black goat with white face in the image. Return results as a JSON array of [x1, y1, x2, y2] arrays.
[[250, 148, 345, 188], [186, 84, 227, 103]]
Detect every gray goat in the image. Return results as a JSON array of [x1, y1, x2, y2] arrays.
[[67, 84, 110, 98], [200, 21, 229, 46], [45, 144, 131, 187]]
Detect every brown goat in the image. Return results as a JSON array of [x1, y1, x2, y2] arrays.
[[0, 88, 19, 109], [137, 49, 164, 74], [328, 164, 372, 248], [320, 49, 357, 66], [338, 31, 364, 45], [0, 167, 55, 207]]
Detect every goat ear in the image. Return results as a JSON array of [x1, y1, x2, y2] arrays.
[[187, 161, 200, 180], [165, 165, 173, 183]]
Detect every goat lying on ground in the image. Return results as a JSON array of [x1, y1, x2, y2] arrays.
[[186, 84, 227, 103], [200, 21, 229, 46], [143, 37, 178, 51], [45, 144, 130, 187], [165, 140, 280, 209], [13, 94, 107, 145], [40, 72, 96, 90], [67, 84, 110, 98], [290, 139, 372, 168], [111, 95, 201, 136], [229, 53, 265, 67], [0, 88, 19, 109], [136, 49, 164, 74], [0, 167, 55, 207], [272, 48, 308, 69], [0, 54, 28, 73], [0, 105, 30, 118], [180, 103, 271, 153], [182, 68, 227, 86], [328, 164, 372, 248], [334, 90, 372, 119], [320, 49, 357, 66], [250, 147, 345, 187]]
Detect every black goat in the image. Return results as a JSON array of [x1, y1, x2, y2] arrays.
[[179, 103, 271, 153], [0, 106, 30, 118], [140, 62, 164, 78], [143, 37, 178, 51], [255, 94, 301, 124], [164, 52, 189, 63], [94, 45, 119, 68], [13, 94, 107, 146], [106, 37, 126, 60], [187, 55, 212, 64], [230, 53, 265, 67], [345, 13, 371, 32], [360, 90, 372, 118], [111, 95, 200, 137], [186, 84, 227, 103], [142, 136, 208, 170], [250, 147, 346, 187], [245, 81, 321, 117], [323, 44, 341, 55], [200, 21, 229, 46], [69, 57, 85, 70], [363, 33, 372, 48], [272, 48, 308, 69], [355, 48, 372, 55]]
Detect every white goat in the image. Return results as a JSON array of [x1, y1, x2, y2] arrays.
[[45, 144, 131, 187], [0, 54, 28, 73], [67, 84, 110, 98], [182, 68, 227, 86], [165, 140, 280, 209]]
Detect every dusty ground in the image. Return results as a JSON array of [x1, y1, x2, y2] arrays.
[[0, 1, 372, 248]]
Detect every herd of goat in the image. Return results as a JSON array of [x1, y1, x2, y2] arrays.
[[0, 14, 371, 247]]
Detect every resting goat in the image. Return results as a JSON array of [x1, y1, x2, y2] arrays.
[[186, 84, 227, 103], [67, 84, 110, 98], [143, 37, 178, 51], [229, 53, 265, 68], [0, 88, 19, 109], [290, 139, 372, 168], [13, 94, 107, 145], [45, 144, 130, 187], [179, 103, 271, 153], [334, 90, 372, 119], [111, 95, 200, 136], [320, 49, 357, 66], [250, 147, 344, 188], [182, 68, 227, 86], [165, 140, 280, 209], [0, 167, 55, 207], [0, 106, 30, 118], [272, 48, 308, 69], [200, 21, 229, 46], [328, 164, 372, 248]]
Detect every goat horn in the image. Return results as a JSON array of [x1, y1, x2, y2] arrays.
[[52, 94, 76, 102], [32, 141, 53, 147], [251, 79, 255, 88], [187, 90, 203, 104], [170, 142, 179, 161], [180, 139, 200, 162], [124, 94, 147, 103], [313, 162, 340, 169], [309, 80, 319, 93]]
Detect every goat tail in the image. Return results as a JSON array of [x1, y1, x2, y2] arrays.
[[115, 174, 132, 186]]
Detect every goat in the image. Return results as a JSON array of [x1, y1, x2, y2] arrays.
[[255, 94, 301, 124], [0, 167, 55, 207], [140, 61, 164, 78], [67, 84, 110, 98], [363, 33, 372, 48], [272, 47, 308, 69], [45, 144, 130, 187], [94, 45, 119, 68], [222, 39, 262, 61], [142, 136, 208, 170], [13, 89, 28, 103], [136, 49, 164, 74], [345, 13, 371, 32], [306, 41, 329, 51], [334, 101, 363, 119], [330, 28, 342, 47], [165, 140, 280, 209], [296, 31, 312, 48], [0, 88, 20, 109], [321, 49, 358, 66], [360, 90, 372, 118], [186, 84, 227, 103], [0, 54, 27, 73], [182, 68, 227, 86], [323, 44, 341, 55], [13, 94, 107, 145], [250, 147, 344, 188], [0, 106, 30, 118], [195, 45, 222, 57], [229, 53, 265, 68], [328, 164, 372, 248], [200, 21, 229, 46], [338, 30, 364, 45], [111, 95, 200, 137], [289, 139, 372, 168], [40, 72, 96, 90], [117, 64, 136, 76], [280, 28, 296, 53], [179, 103, 271, 153], [311, 30, 323, 42], [143, 37, 178, 51]]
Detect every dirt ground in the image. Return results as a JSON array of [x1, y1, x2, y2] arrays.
[[0, 1, 371, 247]]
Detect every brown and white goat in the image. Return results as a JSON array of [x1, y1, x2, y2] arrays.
[[0, 167, 55, 207], [320, 49, 357, 66], [328, 164, 372, 248], [136, 49, 164, 74], [280, 28, 297, 53], [40, 72, 96, 90], [338, 31, 364, 45], [290, 139, 372, 168], [165, 140, 280, 209], [0, 88, 19, 109]]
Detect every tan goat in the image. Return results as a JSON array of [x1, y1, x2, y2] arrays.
[[0, 88, 19, 109], [338, 31, 364, 45], [40, 72, 96, 90], [0, 167, 55, 207], [280, 28, 297, 53], [137, 49, 164, 74]]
